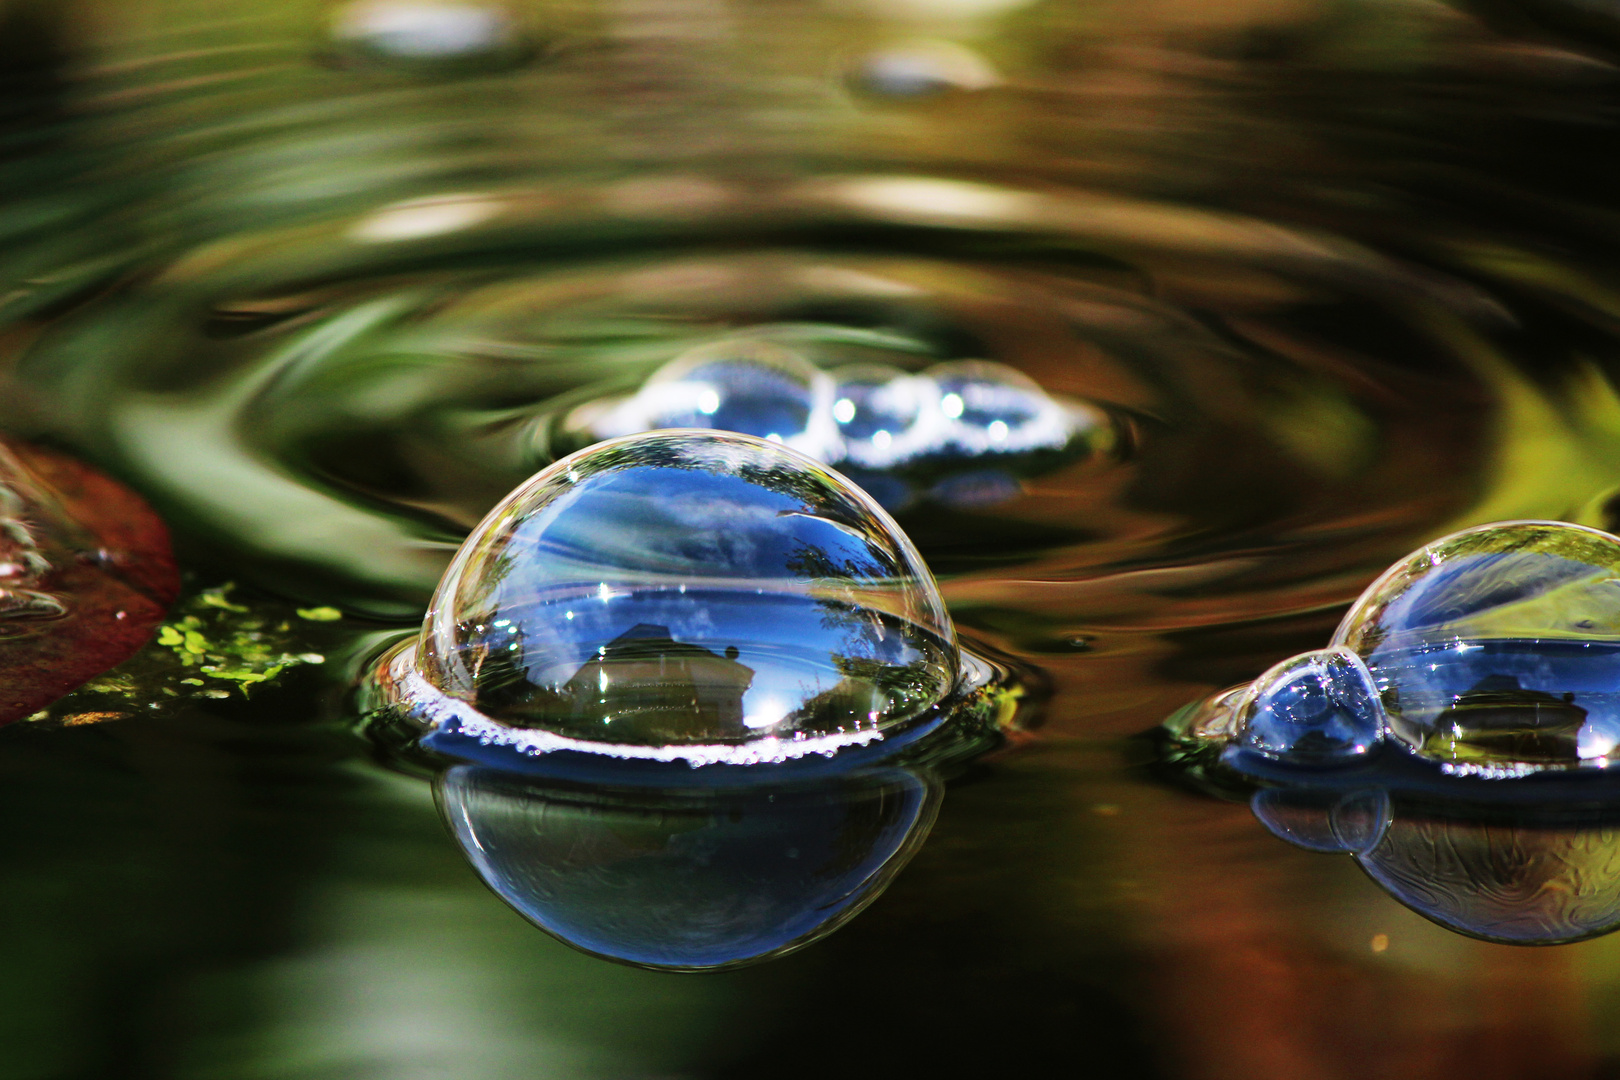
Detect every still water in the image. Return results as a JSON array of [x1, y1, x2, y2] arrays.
[[10, 0, 1620, 1074]]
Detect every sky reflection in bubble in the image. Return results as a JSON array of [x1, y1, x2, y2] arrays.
[[1163, 520, 1620, 945]]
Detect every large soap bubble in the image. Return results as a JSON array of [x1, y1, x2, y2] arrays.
[[1335, 520, 1620, 769], [385, 429, 961, 766]]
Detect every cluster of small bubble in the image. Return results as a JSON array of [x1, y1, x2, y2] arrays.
[[1226, 520, 1620, 777], [583, 339, 1099, 479]]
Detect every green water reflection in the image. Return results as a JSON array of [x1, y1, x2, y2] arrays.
[[12, 0, 1620, 1076]]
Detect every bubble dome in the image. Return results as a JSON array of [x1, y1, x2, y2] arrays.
[[1204, 520, 1620, 776], [381, 429, 962, 767], [1330, 521, 1620, 767]]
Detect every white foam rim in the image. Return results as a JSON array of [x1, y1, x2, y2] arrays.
[[380, 643, 912, 767]]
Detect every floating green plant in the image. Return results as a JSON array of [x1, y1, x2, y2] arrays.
[[27, 583, 344, 725]]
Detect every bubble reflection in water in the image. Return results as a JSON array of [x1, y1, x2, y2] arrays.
[[437, 765, 941, 970], [1245, 784, 1620, 946]]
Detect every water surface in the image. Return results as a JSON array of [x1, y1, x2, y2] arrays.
[[7, 0, 1620, 1076]]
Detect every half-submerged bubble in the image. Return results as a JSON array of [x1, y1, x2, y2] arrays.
[[1335, 520, 1620, 770], [570, 339, 1106, 505], [594, 340, 842, 462], [385, 429, 961, 766], [930, 360, 1076, 458], [830, 364, 934, 469], [1238, 647, 1386, 764]]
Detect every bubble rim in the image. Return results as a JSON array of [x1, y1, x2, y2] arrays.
[[379, 637, 1003, 770]]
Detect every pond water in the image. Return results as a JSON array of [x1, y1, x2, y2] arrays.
[[10, 0, 1620, 1075]]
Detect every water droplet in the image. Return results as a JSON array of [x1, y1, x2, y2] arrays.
[[386, 430, 961, 766], [437, 765, 939, 970], [1238, 647, 1386, 763], [1335, 520, 1620, 770]]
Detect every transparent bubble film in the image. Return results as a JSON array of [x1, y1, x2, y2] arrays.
[[562, 332, 1106, 512], [1206, 521, 1620, 777], [384, 429, 963, 767], [1238, 648, 1385, 764]]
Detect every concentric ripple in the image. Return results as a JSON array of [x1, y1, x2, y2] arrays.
[[4, 0, 1620, 741]]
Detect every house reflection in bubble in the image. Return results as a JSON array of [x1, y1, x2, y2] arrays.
[[560, 623, 755, 737]]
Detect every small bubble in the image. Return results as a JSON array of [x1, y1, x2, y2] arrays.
[[598, 340, 840, 463], [1239, 647, 1386, 764]]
